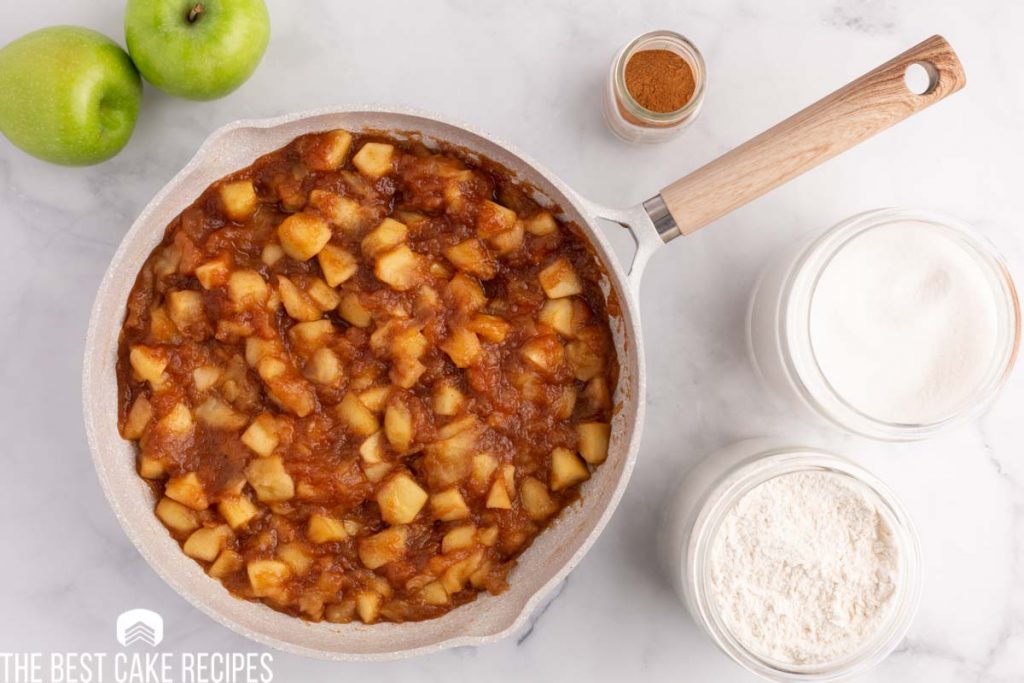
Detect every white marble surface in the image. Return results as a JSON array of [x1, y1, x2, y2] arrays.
[[2, 0, 1023, 680]]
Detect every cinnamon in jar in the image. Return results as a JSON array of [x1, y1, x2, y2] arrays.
[[604, 31, 706, 143]]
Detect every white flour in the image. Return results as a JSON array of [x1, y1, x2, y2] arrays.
[[808, 220, 999, 425], [709, 471, 899, 666]]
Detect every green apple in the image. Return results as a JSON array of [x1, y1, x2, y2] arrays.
[[125, 0, 270, 100], [0, 27, 142, 166]]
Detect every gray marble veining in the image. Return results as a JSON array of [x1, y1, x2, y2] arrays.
[[1, 0, 1022, 680]]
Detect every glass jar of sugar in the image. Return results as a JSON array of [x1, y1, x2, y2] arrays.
[[748, 208, 1020, 440], [659, 439, 922, 681]]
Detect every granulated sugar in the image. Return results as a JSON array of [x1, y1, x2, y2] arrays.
[[808, 220, 1000, 425], [709, 471, 899, 665]]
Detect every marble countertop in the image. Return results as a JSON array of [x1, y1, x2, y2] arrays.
[[2, 0, 1022, 681]]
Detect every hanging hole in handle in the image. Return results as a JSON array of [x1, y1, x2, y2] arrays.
[[904, 61, 940, 95]]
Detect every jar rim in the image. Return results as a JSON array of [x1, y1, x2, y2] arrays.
[[613, 30, 707, 122], [688, 447, 922, 681], [780, 208, 1021, 440]]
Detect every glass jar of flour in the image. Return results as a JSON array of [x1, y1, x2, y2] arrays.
[[659, 439, 922, 681], [748, 208, 1020, 440]]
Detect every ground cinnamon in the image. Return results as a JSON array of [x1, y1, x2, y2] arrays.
[[624, 49, 696, 113]]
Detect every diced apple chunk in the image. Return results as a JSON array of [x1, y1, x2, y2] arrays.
[[195, 255, 232, 289], [538, 298, 574, 336], [277, 542, 314, 575], [444, 238, 497, 279], [442, 525, 477, 553], [192, 365, 221, 392], [362, 218, 407, 258], [308, 514, 348, 544], [309, 190, 364, 232], [440, 551, 483, 594], [352, 142, 395, 178], [359, 431, 386, 464], [129, 346, 167, 386], [376, 473, 429, 525], [501, 463, 516, 491], [474, 528, 498, 550], [384, 402, 414, 451], [390, 357, 426, 389], [566, 327, 607, 381], [247, 560, 292, 598], [471, 452, 499, 489], [305, 129, 352, 171], [165, 472, 208, 510], [539, 257, 583, 298], [317, 244, 358, 286], [358, 386, 391, 413], [375, 245, 423, 291], [486, 478, 512, 509], [488, 221, 525, 255], [138, 453, 165, 479], [277, 276, 322, 322], [156, 497, 200, 534], [577, 422, 611, 464], [289, 320, 334, 346], [183, 525, 232, 562], [208, 549, 244, 578], [305, 277, 340, 310], [308, 347, 342, 385], [228, 269, 269, 307], [123, 395, 153, 439], [245, 337, 277, 367], [430, 487, 470, 521], [358, 526, 407, 569], [195, 397, 247, 430], [520, 477, 558, 520], [476, 200, 518, 237], [261, 243, 284, 266], [278, 213, 332, 261], [432, 383, 464, 416], [257, 357, 316, 417], [440, 327, 482, 368], [446, 273, 487, 312], [524, 211, 558, 236], [439, 415, 479, 440], [149, 307, 179, 342], [166, 290, 205, 332], [219, 180, 258, 222], [241, 413, 280, 457], [554, 385, 577, 420], [362, 460, 393, 483], [520, 335, 564, 375], [356, 591, 382, 623], [583, 375, 612, 413], [338, 292, 372, 327], [550, 447, 589, 491], [389, 327, 428, 360], [420, 582, 449, 606], [337, 392, 380, 437], [246, 456, 295, 502], [467, 314, 510, 343], [218, 495, 259, 529]]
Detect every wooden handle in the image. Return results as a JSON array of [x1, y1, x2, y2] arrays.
[[659, 35, 966, 236]]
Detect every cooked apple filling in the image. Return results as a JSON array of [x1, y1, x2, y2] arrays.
[[117, 129, 618, 623]]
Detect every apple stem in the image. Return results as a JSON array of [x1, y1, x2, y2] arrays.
[[187, 3, 205, 22]]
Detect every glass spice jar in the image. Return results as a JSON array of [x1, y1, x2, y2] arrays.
[[604, 30, 707, 143]]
